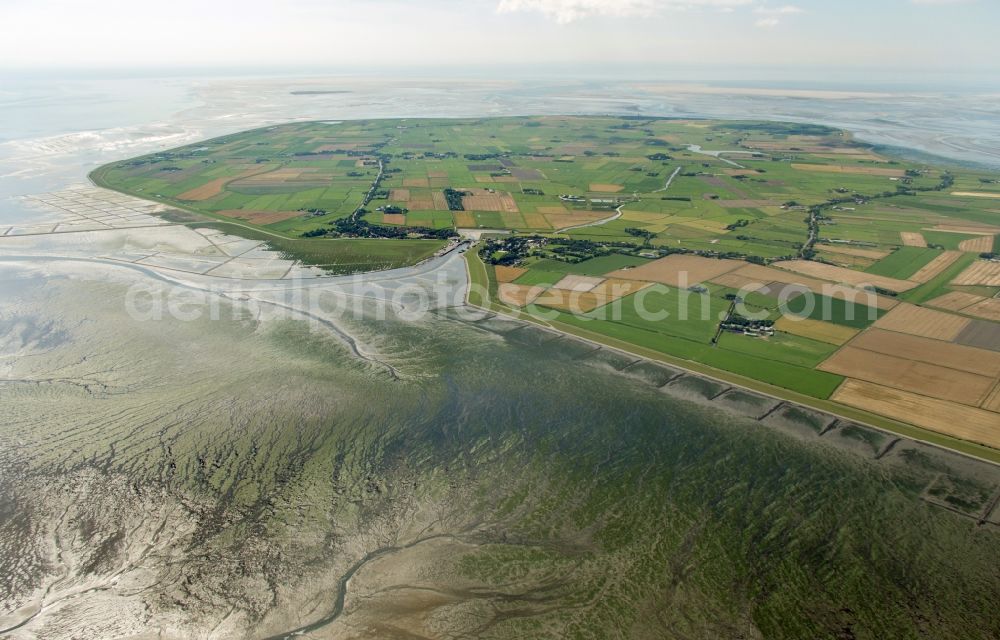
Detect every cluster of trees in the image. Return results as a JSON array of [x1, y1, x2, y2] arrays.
[[303, 217, 456, 240], [549, 238, 612, 261], [625, 227, 657, 246], [804, 172, 956, 259], [464, 153, 504, 161], [443, 188, 467, 211], [725, 313, 775, 328], [479, 236, 537, 265]]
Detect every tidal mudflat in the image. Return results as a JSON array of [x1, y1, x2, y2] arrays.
[[1, 192, 999, 639]]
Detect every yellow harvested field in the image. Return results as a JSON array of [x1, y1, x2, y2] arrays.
[[500, 212, 525, 227], [403, 178, 429, 188], [873, 303, 971, 341], [813, 152, 887, 162], [900, 232, 927, 247], [832, 379, 1000, 449], [408, 197, 434, 211], [709, 273, 770, 292], [733, 264, 823, 289], [453, 212, 476, 228], [545, 212, 610, 230], [928, 291, 987, 312], [461, 189, 519, 213], [522, 213, 552, 229], [983, 385, 1000, 413], [621, 210, 670, 223], [774, 317, 859, 345], [773, 260, 917, 292], [932, 223, 1000, 234], [951, 261, 1000, 286], [498, 284, 543, 307], [589, 184, 625, 193], [389, 189, 410, 201], [817, 245, 891, 260], [909, 251, 962, 283], [819, 346, 996, 406], [534, 279, 653, 314], [432, 192, 449, 210], [951, 191, 1000, 199], [427, 171, 449, 179], [552, 274, 604, 292], [731, 263, 836, 296], [848, 328, 1000, 378], [817, 253, 878, 271], [964, 299, 1000, 322], [609, 255, 742, 287], [474, 175, 518, 183], [677, 218, 728, 232], [178, 178, 229, 201], [538, 206, 568, 214], [381, 213, 406, 225], [959, 235, 996, 253], [791, 163, 905, 177], [592, 278, 653, 299], [494, 266, 527, 283]]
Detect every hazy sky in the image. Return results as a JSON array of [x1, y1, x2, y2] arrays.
[[1, 0, 996, 75]]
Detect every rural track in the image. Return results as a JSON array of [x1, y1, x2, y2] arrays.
[[653, 166, 683, 193], [557, 165, 680, 233], [555, 205, 624, 234]]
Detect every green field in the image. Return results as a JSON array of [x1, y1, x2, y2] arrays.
[[188, 221, 444, 273], [96, 116, 1000, 444], [865, 246, 942, 279]]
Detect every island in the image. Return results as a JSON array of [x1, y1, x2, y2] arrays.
[[92, 116, 1000, 460]]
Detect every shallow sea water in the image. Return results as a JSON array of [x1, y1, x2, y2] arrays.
[[1, 74, 999, 639]]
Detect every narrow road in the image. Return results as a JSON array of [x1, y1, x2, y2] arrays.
[[686, 144, 748, 168], [557, 165, 679, 233], [352, 157, 385, 221], [654, 166, 683, 193], [555, 205, 624, 233]]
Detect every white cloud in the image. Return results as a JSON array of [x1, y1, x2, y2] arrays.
[[750, 3, 801, 27], [496, 0, 752, 23], [754, 4, 803, 15]]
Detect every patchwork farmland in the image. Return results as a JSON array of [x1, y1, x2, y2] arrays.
[[94, 116, 1000, 452]]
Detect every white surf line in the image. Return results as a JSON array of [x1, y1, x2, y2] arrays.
[[654, 166, 683, 193]]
